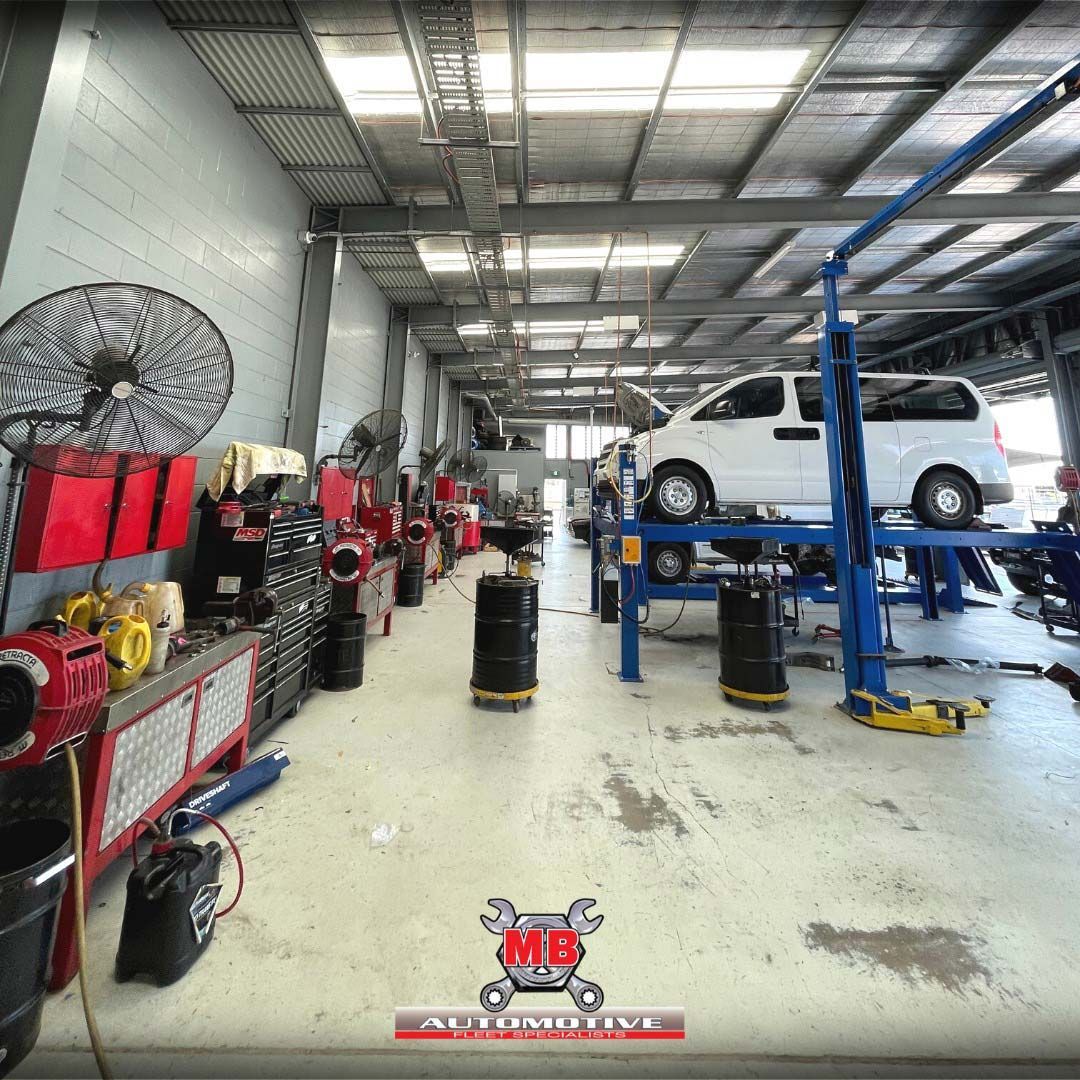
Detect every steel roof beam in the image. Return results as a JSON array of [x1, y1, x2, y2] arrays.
[[284, 0, 394, 204], [236, 106, 340, 116], [731, 3, 870, 199], [844, 1, 1044, 184], [166, 21, 299, 33], [440, 341, 881, 365], [409, 291, 1005, 326], [624, 1, 698, 199], [863, 276, 1080, 367], [338, 192, 1079, 236], [722, 3, 1048, 348]]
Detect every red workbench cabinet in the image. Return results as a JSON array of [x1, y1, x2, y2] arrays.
[[13, 455, 197, 572]]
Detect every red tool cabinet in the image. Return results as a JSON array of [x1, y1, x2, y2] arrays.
[[14, 455, 197, 572]]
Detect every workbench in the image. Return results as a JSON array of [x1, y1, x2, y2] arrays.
[[50, 631, 259, 989]]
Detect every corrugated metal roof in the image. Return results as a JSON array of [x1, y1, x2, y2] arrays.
[[246, 114, 366, 165], [159, 1, 292, 25], [162, 0, 1080, 384], [181, 29, 335, 108], [289, 169, 386, 205]]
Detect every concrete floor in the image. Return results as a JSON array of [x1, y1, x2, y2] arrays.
[[19, 532, 1080, 1078]]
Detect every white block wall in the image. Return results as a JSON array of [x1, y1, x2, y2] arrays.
[[3, 3, 392, 628], [400, 333, 428, 467], [315, 253, 392, 466]]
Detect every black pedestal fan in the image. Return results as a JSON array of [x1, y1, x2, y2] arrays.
[[0, 282, 234, 629]]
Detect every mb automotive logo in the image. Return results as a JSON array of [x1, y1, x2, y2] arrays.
[[393, 898, 685, 1041]]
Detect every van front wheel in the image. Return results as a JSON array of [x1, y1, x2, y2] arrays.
[[913, 470, 976, 530], [651, 466, 707, 523]]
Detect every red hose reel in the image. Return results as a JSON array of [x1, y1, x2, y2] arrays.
[[403, 516, 435, 548], [322, 518, 376, 584], [0, 620, 108, 770]]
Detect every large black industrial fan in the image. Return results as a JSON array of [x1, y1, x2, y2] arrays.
[[445, 448, 488, 483], [338, 409, 407, 480], [416, 438, 452, 499], [0, 283, 233, 478]]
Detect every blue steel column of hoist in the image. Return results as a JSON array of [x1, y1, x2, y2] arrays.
[[617, 443, 642, 682], [938, 549, 966, 615], [817, 263, 902, 711], [589, 456, 601, 613], [817, 58, 1080, 712]]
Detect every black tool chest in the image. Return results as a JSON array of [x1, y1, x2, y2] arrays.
[[191, 505, 324, 739]]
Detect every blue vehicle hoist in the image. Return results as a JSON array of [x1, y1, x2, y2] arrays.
[[592, 57, 1080, 736]]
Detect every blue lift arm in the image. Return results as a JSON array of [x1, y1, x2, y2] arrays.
[[818, 55, 1080, 718]]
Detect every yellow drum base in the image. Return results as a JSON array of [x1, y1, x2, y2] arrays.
[[470, 682, 539, 714], [719, 681, 789, 710]]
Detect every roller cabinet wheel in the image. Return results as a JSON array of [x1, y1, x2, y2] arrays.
[[512, 700, 520, 714]]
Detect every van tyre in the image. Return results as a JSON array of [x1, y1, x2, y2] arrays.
[[651, 465, 707, 523], [1005, 570, 1040, 597], [913, 469, 977, 529], [648, 542, 692, 584]]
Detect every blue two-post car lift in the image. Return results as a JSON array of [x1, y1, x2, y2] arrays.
[[591, 58, 1080, 737]]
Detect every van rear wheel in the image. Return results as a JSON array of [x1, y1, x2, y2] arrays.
[[650, 465, 707, 523], [648, 542, 692, 584], [913, 470, 977, 530]]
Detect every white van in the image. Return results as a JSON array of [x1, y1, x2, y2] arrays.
[[596, 371, 1012, 530]]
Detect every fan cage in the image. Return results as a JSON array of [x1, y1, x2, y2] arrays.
[[0, 283, 233, 479], [338, 409, 408, 481]]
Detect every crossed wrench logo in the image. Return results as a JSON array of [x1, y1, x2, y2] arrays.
[[480, 898, 604, 1012]]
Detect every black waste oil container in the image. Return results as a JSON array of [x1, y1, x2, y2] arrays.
[[471, 575, 539, 701], [397, 562, 425, 607], [322, 612, 367, 692], [115, 838, 222, 986], [0, 818, 73, 1077], [717, 580, 788, 707]]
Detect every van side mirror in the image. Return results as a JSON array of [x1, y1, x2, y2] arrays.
[[710, 400, 735, 420]]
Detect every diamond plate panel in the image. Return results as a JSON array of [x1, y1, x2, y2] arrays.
[[192, 649, 255, 766], [100, 688, 195, 851]]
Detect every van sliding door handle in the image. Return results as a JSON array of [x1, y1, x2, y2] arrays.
[[773, 427, 820, 441]]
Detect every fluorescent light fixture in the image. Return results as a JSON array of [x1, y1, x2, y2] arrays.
[[328, 54, 512, 115], [420, 245, 683, 273], [603, 315, 640, 332], [673, 49, 807, 88], [751, 240, 796, 279], [457, 320, 605, 336], [330, 48, 809, 117]]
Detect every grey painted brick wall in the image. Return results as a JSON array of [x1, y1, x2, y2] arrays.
[[315, 252, 392, 467], [400, 333, 427, 468], [5, 2, 313, 628], [436, 368, 450, 446]]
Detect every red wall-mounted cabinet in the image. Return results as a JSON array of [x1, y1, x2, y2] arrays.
[[14, 455, 198, 573], [153, 456, 198, 551], [15, 471, 115, 572], [108, 468, 159, 559]]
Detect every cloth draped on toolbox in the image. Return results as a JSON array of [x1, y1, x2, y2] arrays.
[[207, 442, 308, 500]]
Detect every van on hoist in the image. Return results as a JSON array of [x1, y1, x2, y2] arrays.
[[596, 370, 1013, 535]]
